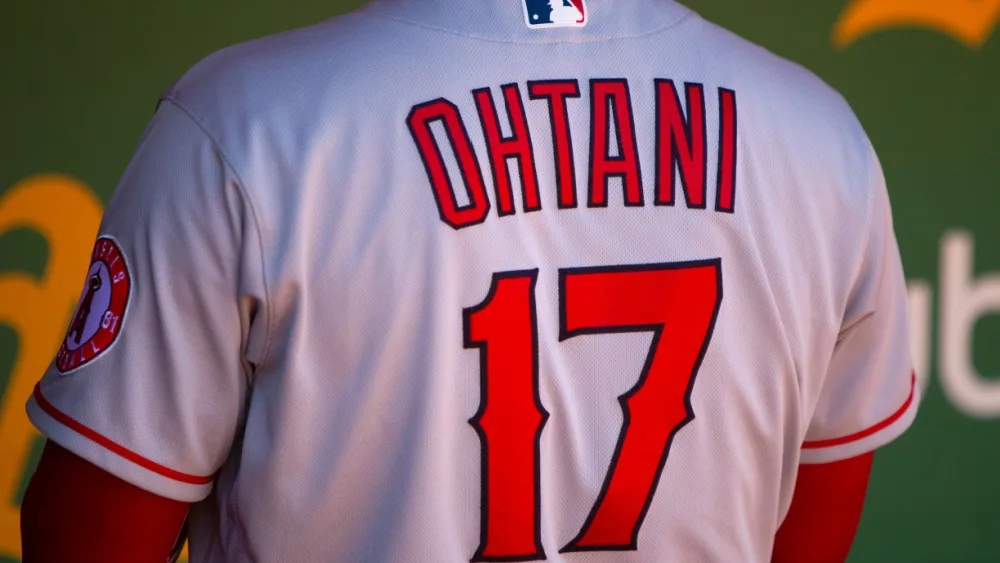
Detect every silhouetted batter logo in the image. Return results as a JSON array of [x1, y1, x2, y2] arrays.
[[523, 0, 587, 29], [55, 235, 131, 373]]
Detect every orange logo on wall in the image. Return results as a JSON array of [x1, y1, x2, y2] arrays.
[[0, 176, 192, 562], [0, 176, 102, 559], [834, 0, 1000, 48]]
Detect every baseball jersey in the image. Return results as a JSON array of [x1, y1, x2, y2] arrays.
[[27, 0, 919, 561]]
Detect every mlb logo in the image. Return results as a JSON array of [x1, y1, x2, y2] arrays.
[[523, 0, 587, 29]]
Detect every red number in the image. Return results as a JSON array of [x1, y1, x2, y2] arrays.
[[559, 261, 722, 552], [465, 270, 549, 562], [465, 261, 722, 560]]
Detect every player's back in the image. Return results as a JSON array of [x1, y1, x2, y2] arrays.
[[28, 0, 918, 561]]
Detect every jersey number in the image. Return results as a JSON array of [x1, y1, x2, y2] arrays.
[[464, 260, 723, 561]]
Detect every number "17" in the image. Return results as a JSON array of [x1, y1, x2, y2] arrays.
[[464, 260, 723, 561]]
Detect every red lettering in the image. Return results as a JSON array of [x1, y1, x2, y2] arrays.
[[716, 88, 737, 213], [465, 271, 548, 561], [408, 81, 737, 228], [474, 84, 541, 216], [407, 99, 491, 229], [528, 80, 582, 209], [655, 80, 707, 208], [589, 80, 643, 208]]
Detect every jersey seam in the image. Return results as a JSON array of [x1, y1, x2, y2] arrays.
[[834, 309, 875, 343], [837, 137, 882, 342], [161, 96, 256, 563], [233, 476, 248, 563], [158, 95, 275, 383], [866, 139, 892, 326], [739, 198, 801, 408], [358, 10, 695, 45], [196, 532, 215, 563]]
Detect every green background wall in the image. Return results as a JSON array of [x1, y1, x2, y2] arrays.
[[1, 1, 998, 561]]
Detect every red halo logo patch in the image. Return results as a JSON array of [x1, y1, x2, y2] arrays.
[[55, 236, 132, 374]]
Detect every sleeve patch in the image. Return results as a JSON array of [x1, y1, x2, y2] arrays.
[[55, 235, 132, 374]]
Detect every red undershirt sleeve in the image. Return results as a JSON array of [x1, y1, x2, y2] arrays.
[[21, 440, 190, 563]]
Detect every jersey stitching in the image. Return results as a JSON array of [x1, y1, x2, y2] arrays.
[[359, 10, 694, 45], [802, 371, 916, 449], [233, 477, 248, 563], [196, 530, 215, 563], [152, 99, 264, 563], [158, 96, 274, 384], [865, 138, 894, 329], [738, 192, 800, 403], [834, 309, 875, 343], [836, 137, 882, 342], [194, 488, 220, 563]]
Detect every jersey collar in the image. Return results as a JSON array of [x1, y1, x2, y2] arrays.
[[361, 0, 694, 44]]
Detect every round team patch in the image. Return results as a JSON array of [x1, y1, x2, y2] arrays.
[[55, 236, 132, 374]]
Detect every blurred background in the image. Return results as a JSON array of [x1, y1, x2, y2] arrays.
[[1, 0, 998, 561]]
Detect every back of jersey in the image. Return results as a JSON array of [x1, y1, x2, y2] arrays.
[[27, 0, 918, 561]]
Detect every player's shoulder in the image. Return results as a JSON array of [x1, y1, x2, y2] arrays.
[[684, 13, 839, 97], [685, 10, 876, 198], [690, 11, 863, 132], [159, 6, 408, 148]]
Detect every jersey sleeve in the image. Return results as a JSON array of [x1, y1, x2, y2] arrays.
[[26, 99, 267, 502], [800, 143, 920, 464]]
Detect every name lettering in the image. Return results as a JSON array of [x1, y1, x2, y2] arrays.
[[407, 78, 738, 229]]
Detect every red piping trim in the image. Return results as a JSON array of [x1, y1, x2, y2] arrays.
[[33, 384, 214, 485], [802, 371, 917, 450]]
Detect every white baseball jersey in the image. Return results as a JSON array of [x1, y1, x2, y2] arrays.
[[27, 0, 919, 561]]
